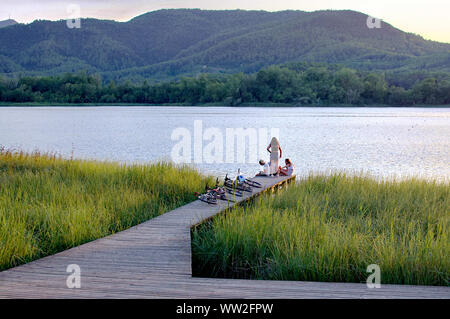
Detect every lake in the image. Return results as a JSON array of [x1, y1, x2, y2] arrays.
[[0, 106, 449, 181]]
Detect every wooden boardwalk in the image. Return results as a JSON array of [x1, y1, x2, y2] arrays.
[[0, 175, 449, 299]]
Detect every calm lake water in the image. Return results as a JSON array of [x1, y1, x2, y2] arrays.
[[0, 106, 449, 181]]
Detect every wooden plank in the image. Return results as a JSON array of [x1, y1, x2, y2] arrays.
[[0, 175, 449, 299]]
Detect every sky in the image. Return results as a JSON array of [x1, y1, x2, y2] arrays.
[[1, 0, 449, 43]]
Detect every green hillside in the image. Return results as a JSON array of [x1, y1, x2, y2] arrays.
[[0, 9, 449, 82]]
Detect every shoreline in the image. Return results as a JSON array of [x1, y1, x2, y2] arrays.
[[0, 102, 449, 108]]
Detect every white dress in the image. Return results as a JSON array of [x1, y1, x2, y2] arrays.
[[270, 145, 279, 174]]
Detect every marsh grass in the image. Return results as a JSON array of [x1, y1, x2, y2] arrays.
[[192, 173, 449, 286], [0, 148, 213, 271]]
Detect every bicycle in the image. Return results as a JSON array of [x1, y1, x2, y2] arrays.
[[224, 174, 253, 193], [236, 168, 263, 189], [195, 192, 217, 205], [205, 182, 236, 202], [211, 178, 243, 198]]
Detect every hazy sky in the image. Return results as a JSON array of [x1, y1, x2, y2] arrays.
[[1, 0, 449, 43]]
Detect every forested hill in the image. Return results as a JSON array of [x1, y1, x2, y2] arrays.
[[0, 20, 17, 29], [0, 9, 449, 82]]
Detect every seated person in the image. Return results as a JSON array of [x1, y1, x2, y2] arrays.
[[256, 159, 271, 176], [278, 158, 294, 176]]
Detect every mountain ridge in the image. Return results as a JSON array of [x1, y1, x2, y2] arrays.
[[0, 19, 18, 29], [0, 9, 448, 82]]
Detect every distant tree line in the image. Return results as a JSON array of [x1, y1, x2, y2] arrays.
[[1, 65, 449, 106]]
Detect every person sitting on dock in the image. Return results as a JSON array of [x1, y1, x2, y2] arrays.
[[256, 159, 271, 176], [278, 158, 294, 176]]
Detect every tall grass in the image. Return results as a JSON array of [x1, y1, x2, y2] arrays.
[[192, 173, 449, 286], [0, 148, 213, 271]]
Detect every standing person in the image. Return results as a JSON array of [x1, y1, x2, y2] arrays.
[[267, 137, 282, 175]]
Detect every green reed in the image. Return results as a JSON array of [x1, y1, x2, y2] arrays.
[[0, 149, 212, 271], [192, 173, 449, 286]]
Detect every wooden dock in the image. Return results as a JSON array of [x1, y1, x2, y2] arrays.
[[0, 175, 448, 299]]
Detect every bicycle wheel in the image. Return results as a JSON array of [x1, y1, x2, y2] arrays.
[[244, 180, 262, 188], [235, 182, 253, 192], [219, 194, 235, 202], [225, 187, 243, 197], [198, 194, 217, 205]]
